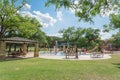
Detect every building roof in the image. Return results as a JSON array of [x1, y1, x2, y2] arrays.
[[0, 37, 38, 43]]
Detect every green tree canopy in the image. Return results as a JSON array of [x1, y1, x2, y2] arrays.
[[103, 14, 120, 32], [30, 29, 46, 47], [84, 28, 100, 49], [59, 26, 101, 49], [0, 0, 46, 45], [112, 31, 120, 46], [17, 17, 42, 38], [59, 27, 75, 42], [45, 36, 63, 48], [0, 0, 27, 38], [109, 14, 120, 29], [59, 26, 85, 42], [46, 0, 120, 22]]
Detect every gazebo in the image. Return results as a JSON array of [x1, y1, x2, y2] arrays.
[[0, 37, 39, 59]]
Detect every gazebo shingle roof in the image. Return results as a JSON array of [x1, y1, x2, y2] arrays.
[[0, 37, 38, 43]]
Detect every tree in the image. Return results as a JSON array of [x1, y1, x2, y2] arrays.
[[5, 16, 42, 38], [59, 27, 86, 43], [84, 28, 100, 49], [45, 36, 63, 48], [112, 32, 120, 46], [77, 37, 88, 48], [103, 14, 120, 32], [0, 0, 26, 38], [59, 27, 101, 49], [46, 0, 120, 22], [109, 14, 120, 29], [108, 14, 120, 48], [31, 29, 46, 47], [59, 27, 75, 42], [17, 17, 42, 38], [0, 0, 45, 41]]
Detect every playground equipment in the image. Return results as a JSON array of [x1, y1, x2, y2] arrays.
[[87, 46, 98, 53], [54, 40, 58, 54], [58, 42, 78, 59], [65, 45, 78, 59]]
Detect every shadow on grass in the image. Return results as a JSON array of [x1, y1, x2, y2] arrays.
[[0, 56, 34, 62], [112, 63, 120, 69]]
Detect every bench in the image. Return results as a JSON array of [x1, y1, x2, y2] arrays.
[[8, 51, 21, 58], [90, 52, 104, 58]]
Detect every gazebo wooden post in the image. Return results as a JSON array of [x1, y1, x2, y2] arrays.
[[8, 43, 12, 52], [34, 43, 39, 57], [22, 43, 27, 57], [14, 44, 16, 51], [63, 45, 67, 59], [0, 41, 6, 59], [74, 45, 78, 59]]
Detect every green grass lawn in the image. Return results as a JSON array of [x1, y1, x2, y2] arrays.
[[0, 54, 120, 80]]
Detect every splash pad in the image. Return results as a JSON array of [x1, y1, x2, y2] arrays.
[[39, 51, 111, 60]]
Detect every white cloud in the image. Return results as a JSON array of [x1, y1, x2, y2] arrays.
[[100, 31, 112, 40], [47, 33, 62, 37], [21, 11, 35, 17], [20, 4, 57, 28], [57, 11, 63, 21], [74, 0, 79, 4], [23, 4, 31, 10], [33, 11, 57, 28]]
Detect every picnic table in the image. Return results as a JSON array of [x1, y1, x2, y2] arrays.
[[8, 51, 21, 58]]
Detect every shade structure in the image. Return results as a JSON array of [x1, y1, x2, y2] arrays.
[[0, 37, 38, 43], [0, 37, 39, 59]]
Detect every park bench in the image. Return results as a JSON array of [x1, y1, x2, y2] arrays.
[[8, 51, 21, 58], [90, 52, 104, 58]]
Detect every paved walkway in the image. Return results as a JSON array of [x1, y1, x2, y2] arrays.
[[25, 52, 111, 60], [39, 54, 111, 60]]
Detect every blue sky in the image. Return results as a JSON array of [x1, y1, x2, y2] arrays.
[[20, 0, 117, 40]]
